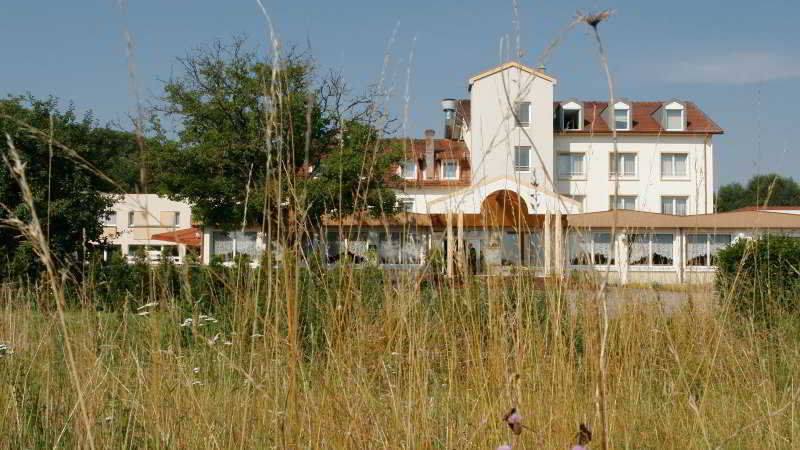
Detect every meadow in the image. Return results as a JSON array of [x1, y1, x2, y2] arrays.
[[1, 262, 798, 449]]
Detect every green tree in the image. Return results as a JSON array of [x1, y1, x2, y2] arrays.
[[156, 37, 400, 230], [716, 174, 800, 212], [0, 95, 121, 278]]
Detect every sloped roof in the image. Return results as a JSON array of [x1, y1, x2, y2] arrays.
[[566, 210, 800, 229], [151, 227, 203, 246], [555, 101, 723, 135], [468, 61, 557, 85]]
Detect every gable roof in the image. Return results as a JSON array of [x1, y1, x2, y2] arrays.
[[468, 61, 557, 86], [555, 101, 723, 135]]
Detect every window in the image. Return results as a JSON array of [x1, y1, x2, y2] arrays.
[[502, 231, 522, 265], [614, 105, 630, 130], [526, 231, 545, 267], [103, 211, 117, 226], [398, 199, 414, 212], [441, 160, 459, 180], [627, 233, 674, 267], [686, 233, 732, 266], [128, 211, 135, 227], [610, 153, 636, 178], [568, 231, 616, 266], [562, 103, 582, 130], [557, 153, 585, 178], [665, 108, 684, 131], [212, 231, 260, 262], [515, 101, 531, 127], [661, 153, 688, 178], [610, 195, 636, 210], [514, 146, 531, 172], [661, 196, 688, 215], [400, 160, 417, 179], [173, 212, 181, 227]]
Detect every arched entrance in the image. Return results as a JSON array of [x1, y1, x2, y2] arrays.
[[480, 189, 530, 228]]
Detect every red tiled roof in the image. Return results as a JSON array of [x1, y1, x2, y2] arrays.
[[151, 227, 203, 246], [554, 101, 723, 135], [388, 138, 471, 187], [733, 206, 800, 212]]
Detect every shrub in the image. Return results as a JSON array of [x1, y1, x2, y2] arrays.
[[715, 233, 800, 320]]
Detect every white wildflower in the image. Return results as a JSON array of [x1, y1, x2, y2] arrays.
[[136, 302, 158, 311], [136, 311, 150, 316], [251, 333, 263, 338], [0, 343, 13, 357], [207, 333, 220, 345], [180, 318, 193, 327], [191, 380, 202, 386], [192, 367, 200, 374]]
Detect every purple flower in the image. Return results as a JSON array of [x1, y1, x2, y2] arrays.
[[503, 408, 523, 435], [496, 445, 513, 450]]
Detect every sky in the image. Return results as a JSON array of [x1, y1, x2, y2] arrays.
[[2, 0, 799, 188]]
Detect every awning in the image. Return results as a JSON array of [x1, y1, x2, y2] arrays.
[[151, 227, 203, 246]]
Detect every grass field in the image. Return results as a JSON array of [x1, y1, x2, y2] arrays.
[[1, 265, 798, 449]]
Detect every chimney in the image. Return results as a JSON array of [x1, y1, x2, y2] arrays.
[[424, 129, 435, 180], [441, 99, 457, 139]]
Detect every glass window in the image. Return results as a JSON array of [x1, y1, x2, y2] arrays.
[[611, 196, 636, 210], [627, 233, 674, 267], [687, 233, 732, 266], [442, 160, 459, 180], [399, 199, 414, 212], [661, 154, 688, 177], [502, 231, 521, 265], [614, 108, 629, 130], [610, 153, 636, 177], [400, 160, 416, 179], [593, 232, 615, 265], [212, 232, 234, 261], [566, 194, 585, 211], [103, 211, 117, 226], [563, 108, 581, 130], [526, 231, 545, 267], [557, 153, 585, 178], [128, 211, 135, 227], [514, 146, 531, 172], [666, 109, 683, 130], [515, 102, 531, 127], [235, 232, 259, 259], [568, 232, 592, 266], [661, 196, 688, 215], [173, 212, 180, 227]]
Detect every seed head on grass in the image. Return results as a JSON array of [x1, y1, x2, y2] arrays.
[[576, 9, 615, 28], [571, 423, 592, 449]]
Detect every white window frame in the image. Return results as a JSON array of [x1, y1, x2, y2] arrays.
[[609, 153, 637, 179], [685, 233, 733, 269], [441, 160, 459, 180], [661, 196, 688, 215], [610, 195, 636, 211], [399, 160, 417, 180], [514, 146, 531, 172], [172, 212, 181, 227], [626, 233, 675, 270], [664, 103, 685, 131], [514, 101, 531, 127], [660, 153, 689, 179], [103, 211, 117, 226], [557, 152, 586, 179], [613, 102, 631, 131], [128, 211, 136, 227], [567, 231, 617, 269], [561, 102, 583, 131]]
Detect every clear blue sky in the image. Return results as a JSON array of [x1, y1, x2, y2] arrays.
[[3, 0, 799, 188]]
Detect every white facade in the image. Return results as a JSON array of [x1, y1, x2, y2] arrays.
[[398, 62, 718, 216], [102, 194, 194, 263]]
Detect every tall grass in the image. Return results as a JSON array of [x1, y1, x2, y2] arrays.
[[0, 265, 798, 448]]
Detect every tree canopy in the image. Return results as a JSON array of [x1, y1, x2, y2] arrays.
[[0, 95, 135, 277], [155, 37, 401, 230], [716, 174, 800, 212]]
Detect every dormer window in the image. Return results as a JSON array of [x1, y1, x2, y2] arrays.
[[613, 102, 630, 131], [664, 102, 685, 131], [399, 160, 417, 179], [561, 102, 582, 130], [514, 101, 531, 127]]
